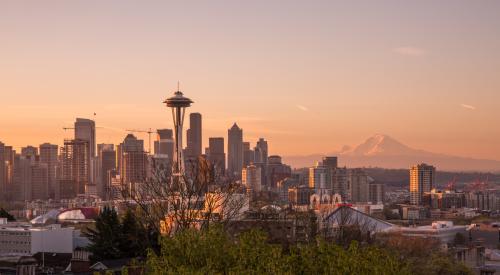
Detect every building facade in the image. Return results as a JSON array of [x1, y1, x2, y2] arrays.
[[227, 123, 243, 179], [410, 163, 436, 205]]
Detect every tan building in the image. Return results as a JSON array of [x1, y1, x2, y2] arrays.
[[242, 164, 261, 192], [410, 163, 436, 205]]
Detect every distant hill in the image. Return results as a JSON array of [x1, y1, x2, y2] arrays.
[[283, 134, 500, 172]]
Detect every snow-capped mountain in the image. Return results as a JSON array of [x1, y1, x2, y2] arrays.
[[283, 134, 500, 172]]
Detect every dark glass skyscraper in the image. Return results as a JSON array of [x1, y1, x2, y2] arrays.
[[227, 123, 243, 179], [186, 113, 202, 159]]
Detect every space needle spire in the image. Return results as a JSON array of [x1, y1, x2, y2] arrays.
[[163, 84, 193, 178]]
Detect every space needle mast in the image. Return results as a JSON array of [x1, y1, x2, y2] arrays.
[[163, 84, 193, 178]]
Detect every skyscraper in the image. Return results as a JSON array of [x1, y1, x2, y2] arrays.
[[242, 142, 254, 167], [154, 129, 174, 159], [12, 153, 32, 201], [118, 134, 144, 175], [75, 118, 96, 158], [333, 167, 349, 201], [242, 164, 261, 192], [21, 146, 38, 160], [97, 144, 116, 199], [3, 146, 14, 200], [410, 163, 436, 205], [117, 134, 147, 199], [369, 182, 385, 204], [254, 138, 268, 165], [349, 168, 372, 203], [59, 139, 89, 198], [227, 123, 243, 179], [0, 142, 5, 201], [322, 157, 338, 170], [266, 155, 291, 190], [309, 162, 330, 195], [30, 162, 49, 200], [39, 143, 58, 199], [122, 150, 147, 193], [75, 118, 96, 189], [186, 113, 202, 159], [208, 137, 225, 176]]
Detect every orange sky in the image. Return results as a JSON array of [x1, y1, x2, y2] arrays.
[[1, 1, 499, 160]]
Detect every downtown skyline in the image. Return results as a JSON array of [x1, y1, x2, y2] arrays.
[[1, 0, 500, 160]]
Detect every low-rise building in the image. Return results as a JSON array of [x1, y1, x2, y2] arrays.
[[399, 221, 467, 246], [0, 219, 74, 256]]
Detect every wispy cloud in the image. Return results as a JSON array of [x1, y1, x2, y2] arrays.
[[297, 105, 308, 111], [460, 103, 476, 110], [393, 46, 426, 57]]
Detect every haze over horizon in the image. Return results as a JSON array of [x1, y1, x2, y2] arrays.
[[1, 0, 500, 161]]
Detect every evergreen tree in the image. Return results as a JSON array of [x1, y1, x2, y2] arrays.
[[86, 206, 123, 260], [120, 209, 147, 257], [0, 208, 15, 221]]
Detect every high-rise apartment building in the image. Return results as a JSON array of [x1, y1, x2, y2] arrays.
[[59, 139, 89, 199], [349, 168, 372, 203], [186, 113, 202, 159], [118, 134, 147, 196], [369, 182, 385, 204], [333, 167, 349, 201], [75, 118, 96, 158], [122, 151, 147, 186], [322, 157, 338, 170], [12, 154, 32, 201], [30, 162, 49, 200], [39, 143, 58, 199], [154, 129, 174, 158], [3, 146, 14, 200], [21, 146, 38, 160], [208, 137, 225, 176], [309, 162, 330, 195], [0, 142, 5, 200], [75, 118, 96, 189], [227, 123, 243, 179], [242, 164, 261, 192], [118, 134, 144, 174], [267, 155, 291, 190], [410, 163, 436, 205]]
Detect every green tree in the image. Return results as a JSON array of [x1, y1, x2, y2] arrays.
[[86, 207, 123, 260], [147, 227, 410, 275], [120, 209, 147, 257], [0, 208, 16, 221], [454, 232, 466, 246]]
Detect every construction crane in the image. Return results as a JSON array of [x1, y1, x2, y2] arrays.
[[63, 126, 104, 131], [445, 176, 457, 191], [465, 176, 489, 192], [126, 128, 154, 154]]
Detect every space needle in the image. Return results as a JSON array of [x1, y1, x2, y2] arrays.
[[163, 85, 193, 178]]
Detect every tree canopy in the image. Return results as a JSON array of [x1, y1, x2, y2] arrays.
[[0, 208, 15, 221], [147, 226, 410, 275]]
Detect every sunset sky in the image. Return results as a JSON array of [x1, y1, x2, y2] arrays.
[[1, 1, 499, 160]]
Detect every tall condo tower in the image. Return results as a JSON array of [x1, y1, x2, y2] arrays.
[[410, 163, 436, 205], [164, 88, 193, 177]]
